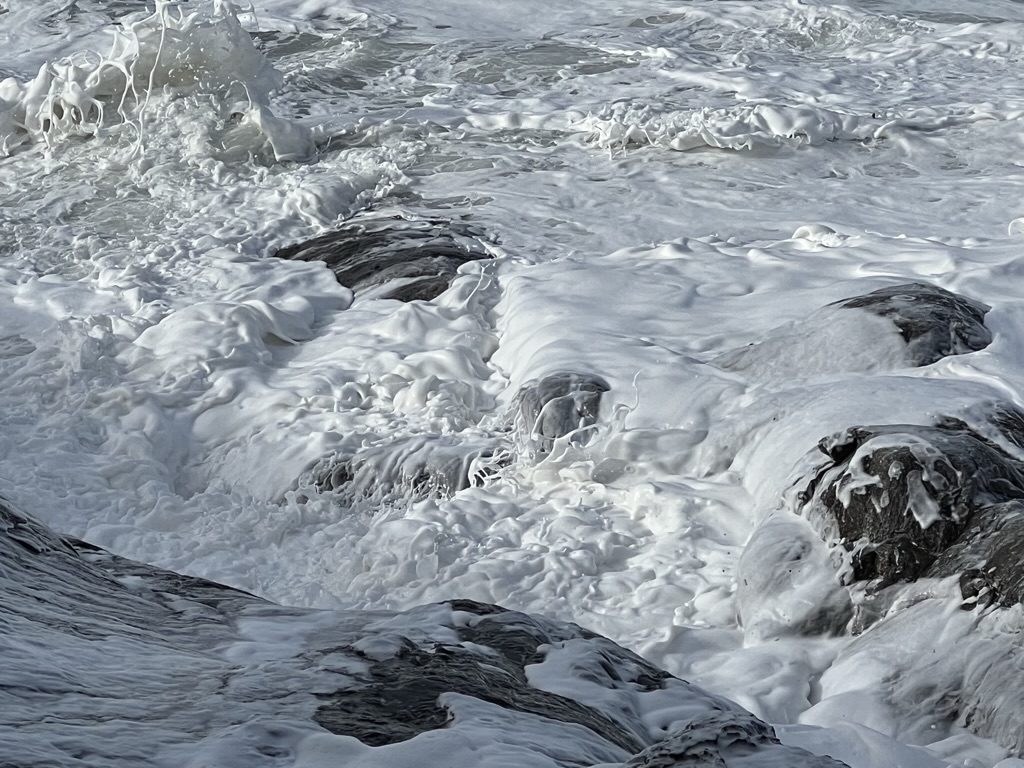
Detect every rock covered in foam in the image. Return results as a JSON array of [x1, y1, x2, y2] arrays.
[[305, 433, 496, 504], [736, 519, 853, 642], [626, 711, 848, 768], [0, 497, 849, 767], [796, 415, 1024, 605], [714, 281, 991, 380], [830, 282, 991, 367], [514, 371, 610, 454], [276, 211, 494, 302]]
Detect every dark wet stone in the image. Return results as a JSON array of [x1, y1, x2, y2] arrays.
[[307, 433, 496, 503], [315, 600, 673, 752], [625, 710, 849, 768], [453, 603, 671, 692], [832, 282, 991, 366], [275, 213, 492, 301], [515, 372, 610, 453], [0, 498, 846, 767], [931, 501, 1024, 608], [314, 639, 644, 753], [799, 419, 1024, 603]]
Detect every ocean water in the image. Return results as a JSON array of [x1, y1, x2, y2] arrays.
[[3, 0, 1024, 765]]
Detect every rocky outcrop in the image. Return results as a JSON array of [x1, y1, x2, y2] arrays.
[[715, 281, 991, 379], [276, 212, 493, 302], [828, 282, 991, 367], [626, 711, 848, 768], [0, 497, 848, 767], [796, 415, 1024, 606]]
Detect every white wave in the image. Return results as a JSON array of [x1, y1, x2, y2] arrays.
[[0, 0, 311, 160], [575, 102, 883, 152]]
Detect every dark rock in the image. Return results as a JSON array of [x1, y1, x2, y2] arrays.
[[831, 282, 991, 366], [931, 501, 1024, 608], [275, 212, 493, 301], [625, 710, 849, 768], [514, 372, 610, 454], [798, 418, 1024, 603], [2, 495, 850, 767], [306, 433, 497, 503], [314, 640, 644, 753]]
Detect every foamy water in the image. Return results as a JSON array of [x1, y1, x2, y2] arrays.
[[4, 0, 1024, 765]]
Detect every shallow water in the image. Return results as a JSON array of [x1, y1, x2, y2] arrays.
[[4, 0, 1024, 765]]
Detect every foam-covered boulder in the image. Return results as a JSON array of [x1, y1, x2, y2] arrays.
[[736, 519, 853, 642], [514, 371, 609, 454], [796, 416, 1024, 605], [305, 433, 496, 504], [0, 497, 848, 767], [714, 281, 991, 380], [829, 282, 991, 367], [626, 711, 848, 768], [276, 212, 493, 302]]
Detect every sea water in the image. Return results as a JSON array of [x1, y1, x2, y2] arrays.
[[3, 0, 1024, 765]]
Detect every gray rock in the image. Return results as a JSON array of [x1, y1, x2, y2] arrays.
[[275, 212, 493, 301], [830, 282, 991, 366], [305, 433, 497, 504], [0, 496, 848, 767], [625, 710, 849, 768], [797, 416, 1024, 605], [514, 372, 610, 454]]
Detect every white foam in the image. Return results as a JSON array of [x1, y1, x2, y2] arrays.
[[4, 0, 1024, 765]]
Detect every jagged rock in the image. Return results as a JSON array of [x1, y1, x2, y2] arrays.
[[797, 416, 1024, 604], [275, 212, 493, 301], [514, 372, 609, 454], [932, 501, 1024, 608], [314, 630, 644, 753], [0, 496, 848, 767], [830, 282, 991, 367]]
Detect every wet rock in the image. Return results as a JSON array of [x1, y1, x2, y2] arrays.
[[932, 501, 1024, 608], [714, 281, 990, 381], [797, 417, 1024, 604], [313, 638, 644, 753], [275, 212, 493, 301], [626, 710, 849, 768], [4, 496, 851, 767], [831, 282, 991, 366], [514, 371, 610, 453], [306, 433, 497, 503]]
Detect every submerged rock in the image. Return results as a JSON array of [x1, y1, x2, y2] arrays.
[[796, 415, 1024, 605], [0, 496, 848, 767], [736, 519, 853, 642], [275, 212, 493, 301], [514, 371, 610, 454], [715, 281, 990, 381], [626, 710, 848, 768], [830, 282, 991, 367], [304, 433, 497, 504]]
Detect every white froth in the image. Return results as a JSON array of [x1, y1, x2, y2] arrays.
[[5, 0, 1024, 765]]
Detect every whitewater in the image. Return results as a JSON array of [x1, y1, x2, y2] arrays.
[[3, 0, 1024, 765]]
